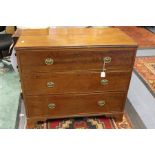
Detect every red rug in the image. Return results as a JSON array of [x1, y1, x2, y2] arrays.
[[35, 114, 132, 129], [134, 56, 155, 97]]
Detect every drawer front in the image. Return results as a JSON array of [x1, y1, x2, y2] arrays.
[[18, 48, 136, 73], [22, 71, 131, 95], [25, 92, 126, 118]]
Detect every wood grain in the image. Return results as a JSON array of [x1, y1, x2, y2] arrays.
[[17, 47, 136, 73], [15, 27, 137, 49], [22, 71, 132, 95], [15, 28, 137, 128], [25, 92, 126, 118], [13, 28, 49, 37]]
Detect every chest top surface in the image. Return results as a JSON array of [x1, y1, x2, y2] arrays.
[[15, 27, 137, 50]]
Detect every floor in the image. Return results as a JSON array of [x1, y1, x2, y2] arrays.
[[123, 28, 155, 128], [1, 26, 155, 129], [0, 63, 20, 128]]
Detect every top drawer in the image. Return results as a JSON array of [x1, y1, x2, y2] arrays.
[[17, 47, 136, 73]]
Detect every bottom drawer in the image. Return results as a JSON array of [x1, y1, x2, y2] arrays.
[[25, 92, 126, 118]]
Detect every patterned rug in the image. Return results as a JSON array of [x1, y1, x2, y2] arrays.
[[35, 114, 132, 129], [134, 56, 155, 97]]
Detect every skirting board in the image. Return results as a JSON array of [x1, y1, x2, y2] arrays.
[[16, 97, 26, 129], [127, 72, 155, 129], [136, 48, 155, 57], [125, 99, 146, 129]]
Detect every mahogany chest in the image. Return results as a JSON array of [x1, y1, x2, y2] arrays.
[[15, 28, 137, 128]]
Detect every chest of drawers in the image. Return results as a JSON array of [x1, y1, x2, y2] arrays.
[[15, 28, 137, 128]]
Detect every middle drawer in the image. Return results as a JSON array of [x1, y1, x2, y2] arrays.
[[22, 71, 131, 95]]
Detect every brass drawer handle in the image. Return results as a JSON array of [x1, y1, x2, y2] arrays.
[[45, 58, 54, 65], [47, 81, 55, 88], [48, 103, 56, 109], [103, 57, 111, 63], [101, 79, 108, 85], [98, 100, 106, 107]]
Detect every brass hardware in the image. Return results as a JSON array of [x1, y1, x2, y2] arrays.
[[101, 79, 108, 85], [101, 57, 111, 77], [48, 103, 56, 109], [103, 57, 111, 63], [47, 81, 54, 88], [45, 58, 54, 65], [98, 100, 106, 107]]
